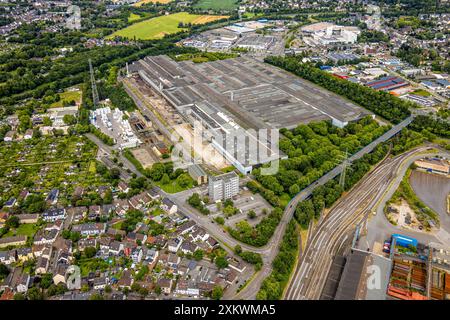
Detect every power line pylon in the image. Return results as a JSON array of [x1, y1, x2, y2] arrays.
[[89, 58, 99, 107], [339, 149, 349, 189]]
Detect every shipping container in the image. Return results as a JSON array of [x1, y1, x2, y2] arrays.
[[392, 234, 418, 248]]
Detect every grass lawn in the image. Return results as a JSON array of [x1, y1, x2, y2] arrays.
[[150, 207, 164, 216], [49, 89, 81, 108], [194, 0, 239, 10], [221, 166, 236, 173], [133, 0, 173, 6], [243, 12, 264, 19], [156, 179, 193, 194], [78, 258, 110, 277], [4, 223, 39, 238], [412, 89, 432, 97], [88, 161, 97, 174], [111, 221, 123, 230], [279, 193, 291, 208], [128, 13, 142, 22], [108, 12, 229, 40]]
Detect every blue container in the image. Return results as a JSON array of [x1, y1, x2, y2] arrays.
[[392, 234, 418, 248]]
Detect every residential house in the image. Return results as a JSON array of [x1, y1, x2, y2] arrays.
[[44, 220, 63, 232], [146, 235, 166, 248], [93, 277, 108, 290], [113, 199, 130, 217], [190, 227, 209, 242], [126, 232, 147, 245], [0, 235, 27, 248], [53, 263, 68, 285], [175, 280, 200, 297], [178, 220, 196, 235], [0, 212, 9, 228], [14, 247, 33, 262], [130, 247, 143, 264], [72, 223, 106, 237], [23, 129, 34, 140], [118, 181, 129, 193], [42, 208, 66, 222], [160, 198, 177, 214], [35, 256, 50, 274], [157, 278, 173, 294], [101, 204, 115, 217], [148, 187, 161, 200], [78, 238, 97, 251], [3, 131, 15, 142], [33, 229, 58, 245], [143, 248, 159, 267], [3, 198, 16, 208], [109, 241, 124, 255], [117, 270, 133, 289], [180, 241, 197, 255], [87, 205, 101, 220], [167, 253, 181, 269], [206, 237, 219, 250], [67, 207, 88, 223], [168, 237, 183, 253], [228, 259, 247, 273], [106, 226, 126, 238], [0, 250, 15, 265], [0, 268, 30, 293], [46, 189, 60, 205], [17, 214, 39, 224]]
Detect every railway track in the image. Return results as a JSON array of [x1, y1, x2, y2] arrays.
[[285, 149, 424, 300]]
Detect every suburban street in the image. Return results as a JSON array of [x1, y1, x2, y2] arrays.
[[85, 133, 142, 179]]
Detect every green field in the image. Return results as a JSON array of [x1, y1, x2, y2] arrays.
[[156, 179, 194, 194], [128, 13, 142, 22], [194, 0, 239, 10], [412, 89, 432, 97], [109, 12, 228, 40], [49, 89, 82, 108], [4, 223, 38, 238]]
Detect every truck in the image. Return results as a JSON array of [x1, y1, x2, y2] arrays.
[[391, 234, 418, 248]]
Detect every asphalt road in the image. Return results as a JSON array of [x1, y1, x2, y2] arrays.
[[364, 150, 450, 250], [85, 133, 142, 179]]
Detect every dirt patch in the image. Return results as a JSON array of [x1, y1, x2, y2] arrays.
[[131, 148, 154, 169], [192, 15, 229, 24], [386, 199, 430, 232]]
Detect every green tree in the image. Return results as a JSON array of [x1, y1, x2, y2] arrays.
[[215, 256, 228, 269], [193, 249, 204, 261], [40, 273, 53, 289], [27, 287, 44, 300], [160, 173, 170, 185], [84, 246, 97, 259], [211, 285, 223, 300], [5, 215, 20, 229], [89, 293, 104, 300], [0, 263, 9, 280]]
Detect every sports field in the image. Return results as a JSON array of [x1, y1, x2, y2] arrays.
[[193, 0, 239, 10], [109, 12, 229, 40], [133, 0, 173, 6]]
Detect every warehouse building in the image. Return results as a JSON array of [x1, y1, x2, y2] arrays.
[[130, 55, 371, 173], [188, 164, 208, 185]]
